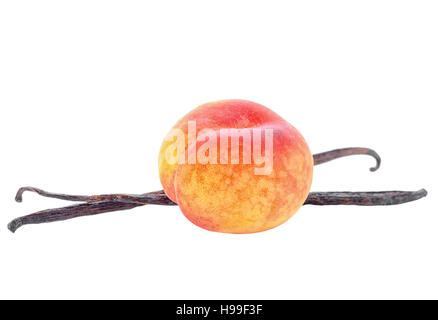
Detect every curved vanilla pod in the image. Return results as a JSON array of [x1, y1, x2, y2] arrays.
[[313, 147, 381, 172], [8, 148, 426, 233]]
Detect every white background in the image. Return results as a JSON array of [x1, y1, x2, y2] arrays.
[[0, 1, 437, 299]]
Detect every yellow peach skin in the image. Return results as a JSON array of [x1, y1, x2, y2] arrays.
[[158, 100, 313, 233]]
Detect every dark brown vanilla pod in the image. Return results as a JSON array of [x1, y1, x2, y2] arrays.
[[304, 189, 428, 206], [313, 147, 381, 172], [8, 188, 427, 233], [8, 148, 427, 233]]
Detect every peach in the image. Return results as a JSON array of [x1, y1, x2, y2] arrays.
[[158, 99, 313, 233]]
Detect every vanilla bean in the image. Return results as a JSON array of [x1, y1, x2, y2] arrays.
[[9, 148, 426, 233], [304, 189, 427, 206], [7, 200, 144, 233], [8, 188, 427, 233], [313, 147, 381, 172], [15, 186, 175, 205], [9, 189, 177, 233]]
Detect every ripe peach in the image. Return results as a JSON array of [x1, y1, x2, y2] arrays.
[[158, 99, 313, 233]]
